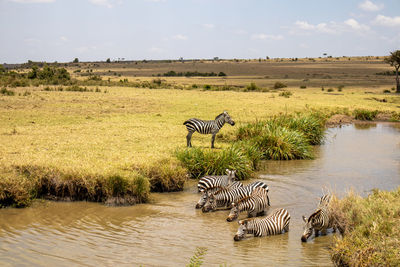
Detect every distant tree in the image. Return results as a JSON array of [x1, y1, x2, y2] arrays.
[[384, 50, 400, 93], [106, 58, 111, 63], [73, 58, 79, 63]]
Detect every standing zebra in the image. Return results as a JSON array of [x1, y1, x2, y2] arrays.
[[226, 187, 270, 222], [202, 181, 269, 213], [301, 194, 343, 242], [183, 111, 235, 148], [197, 169, 236, 193], [234, 208, 291, 241]]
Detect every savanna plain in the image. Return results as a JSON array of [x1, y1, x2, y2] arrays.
[[1, 57, 400, 266]]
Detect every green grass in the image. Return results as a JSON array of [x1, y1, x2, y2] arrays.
[[175, 146, 254, 180], [330, 188, 400, 267], [353, 109, 379, 121]]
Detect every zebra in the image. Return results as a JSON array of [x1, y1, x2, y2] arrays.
[[197, 169, 236, 193], [183, 111, 235, 148], [195, 181, 243, 209], [301, 194, 343, 242], [226, 187, 270, 222], [202, 181, 269, 213], [234, 208, 291, 241]]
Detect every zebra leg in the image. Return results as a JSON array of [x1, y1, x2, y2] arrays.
[[186, 132, 193, 147], [211, 133, 216, 148], [284, 224, 289, 232]]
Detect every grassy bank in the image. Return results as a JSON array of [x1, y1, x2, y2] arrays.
[[330, 188, 400, 266], [1, 58, 400, 207]]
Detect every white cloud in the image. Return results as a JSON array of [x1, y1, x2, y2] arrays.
[[10, 0, 55, 3], [358, 0, 383, 12], [172, 34, 188, 40], [344, 18, 370, 31], [293, 20, 341, 34], [251, 33, 283, 41], [146, 0, 166, 2], [373, 14, 400, 27], [60, 36, 68, 41], [202, 24, 215, 29], [88, 0, 113, 8]]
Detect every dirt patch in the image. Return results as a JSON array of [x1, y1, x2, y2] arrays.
[[326, 114, 354, 127]]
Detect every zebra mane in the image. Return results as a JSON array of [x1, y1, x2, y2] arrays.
[[308, 209, 322, 222], [215, 112, 226, 120], [236, 195, 252, 205]]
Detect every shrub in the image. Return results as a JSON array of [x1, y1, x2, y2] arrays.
[[246, 82, 259, 91], [203, 84, 211, 90], [383, 89, 391, 94], [300, 85, 307, 89], [353, 109, 378, 121], [327, 88, 334, 92], [279, 91, 292, 98], [0, 87, 15, 96], [274, 81, 287, 89], [218, 72, 227, 76]]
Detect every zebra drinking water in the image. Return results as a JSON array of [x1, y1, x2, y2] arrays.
[[234, 208, 291, 241], [202, 181, 269, 213], [183, 111, 235, 148], [195, 181, 243, 209], [301, 194, 343, 242], [226, 187, 270, 222], [197, 169, 236, 193]]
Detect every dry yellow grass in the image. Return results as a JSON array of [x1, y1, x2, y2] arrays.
[[1, 85, 398, 174]]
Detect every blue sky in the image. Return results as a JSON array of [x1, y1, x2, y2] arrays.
[[1, 0, 399, 63]]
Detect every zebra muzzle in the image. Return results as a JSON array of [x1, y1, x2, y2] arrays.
[[233, 235, 242, 241], [301, 235, 308, 242]]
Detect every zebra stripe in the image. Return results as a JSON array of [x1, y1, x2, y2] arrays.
[[226, 187, 270, 222], [234, 208, 291, 241], [197, 169, 236, 192], [183, 111, 235, 148], [195, 181, 243, 209], [202, 181, 269, 213], [301, 194, 339, 242]]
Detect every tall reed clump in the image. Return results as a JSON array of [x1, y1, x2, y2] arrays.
[[252, 125, 313, 160], [330, 188, 400, 267], [0, 165, 150, 207], [175, 146, 254, 180], [236, 113, 326, 160]]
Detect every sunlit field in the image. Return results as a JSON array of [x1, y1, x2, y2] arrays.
[[1, 57, 399, 207]]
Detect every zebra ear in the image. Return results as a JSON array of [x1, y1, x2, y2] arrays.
[[302, 215, 307, 223], [226, 169, 230, 175]]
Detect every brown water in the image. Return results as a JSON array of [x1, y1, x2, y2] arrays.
[[0, 123, 399, 267]]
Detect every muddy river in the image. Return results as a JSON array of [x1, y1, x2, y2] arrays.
[[0, 123, 399, 266]]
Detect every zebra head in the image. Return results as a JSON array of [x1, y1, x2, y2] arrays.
[[234, 220, 248, 241], [226, 169, 236, 183], [195, 191, 208, 209], [221, 111, 235, 126], [301, 210, 321, 242], [226, 202, 239, 222], [202, 191, 216, 212]]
